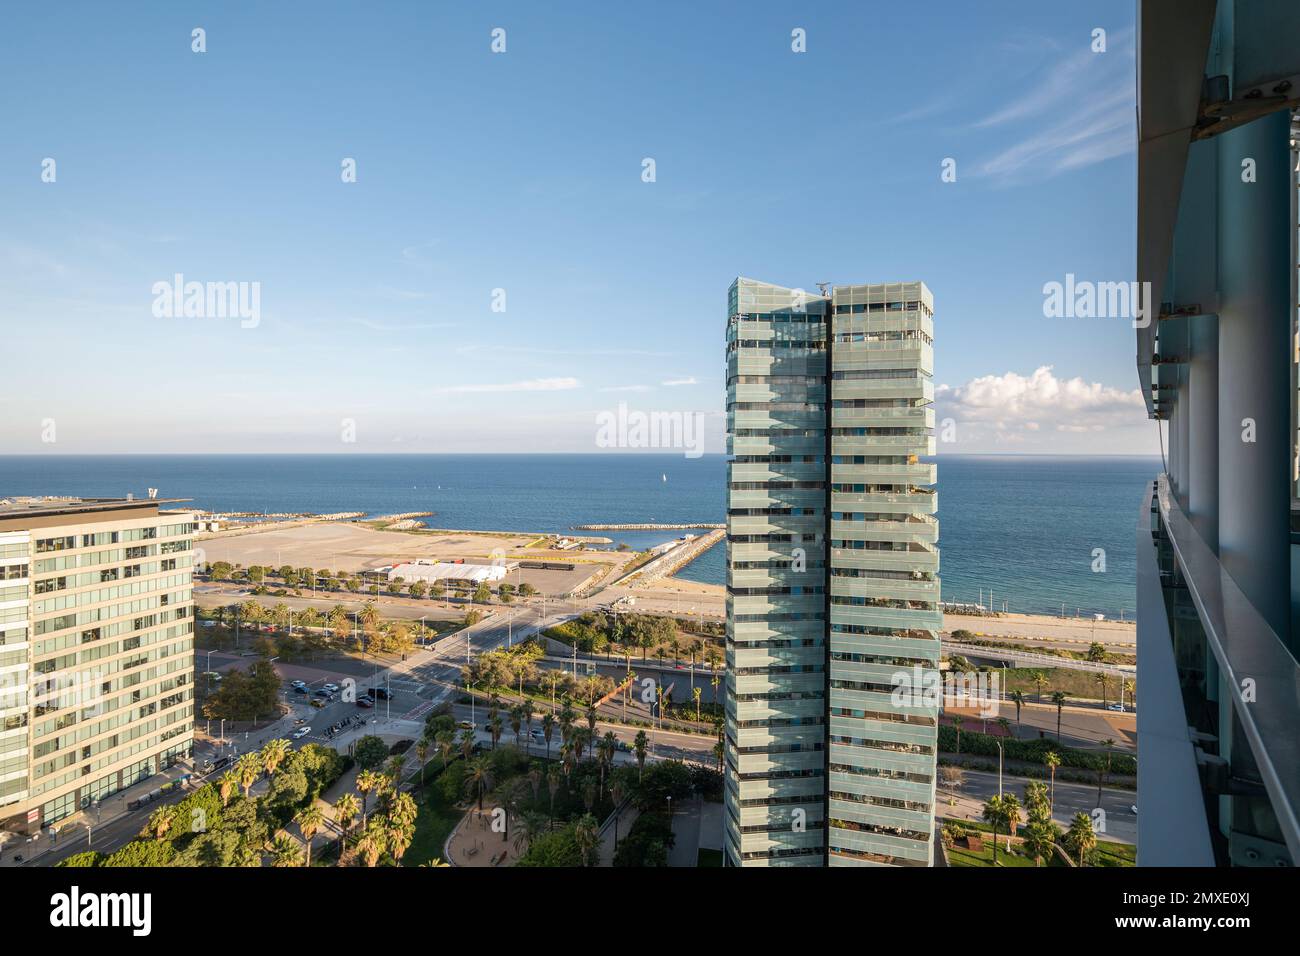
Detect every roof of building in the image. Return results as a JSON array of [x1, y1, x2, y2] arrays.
[[0, 496, 191, 519], [388, 561, 509, 584]]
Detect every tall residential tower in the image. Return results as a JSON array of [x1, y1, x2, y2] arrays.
[[724, 277, 940, 866], [0, 497, 196, 833]]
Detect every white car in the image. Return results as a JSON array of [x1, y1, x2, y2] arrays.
[[323, 683, 340, 693], [291, 726, 311, 740], [1106, 703, 1124, 712]]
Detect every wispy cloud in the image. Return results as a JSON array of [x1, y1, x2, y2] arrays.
[[972, 27, 1135, 181], [350, 317, 457, 332], [661, 376, 697, 387], [433, 377, 581, 394]]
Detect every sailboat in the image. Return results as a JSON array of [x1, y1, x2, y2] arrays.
[[661, 473, 667, 483]]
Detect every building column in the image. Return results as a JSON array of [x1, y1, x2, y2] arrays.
[[1188, 314, 1219, 552], [1216, 109, 1293, 644], [1177, 363, 1191, 511]]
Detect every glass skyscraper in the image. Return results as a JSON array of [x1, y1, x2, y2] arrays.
[[724, 277, 940, 866]]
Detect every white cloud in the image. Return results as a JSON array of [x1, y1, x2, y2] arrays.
[[433, 377, 581, 395], [662, 376, 697, 386], [936, 366, 1152, 453]]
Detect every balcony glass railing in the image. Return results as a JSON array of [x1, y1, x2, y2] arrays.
[[1154, 475, 1300, 861]]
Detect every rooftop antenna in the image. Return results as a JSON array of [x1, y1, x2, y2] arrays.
[[816, 282, 832, 297]]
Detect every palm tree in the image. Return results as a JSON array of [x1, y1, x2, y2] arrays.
[[633, 730, 648, 779], [1022, 780, 1051, 822], [295, 804, 325, 867], [419, 858, 451, 867], [464, 756, 493, 811], [269, 832, 303, 867], [148, 805, 178, 840], [527, 766, 542, 801], [541, 712, 556, 759], [1044, 751, 1061, 812], [1009, 690, 1026, 731], [434, 730, 455, 770], [1121, 678, 1135, 711], [522, 700, 536, 752], [415, 737, 430, 788], [573, 813, 599, 866], [585, 703, 598, 743], [356, 818, 388, 867], [982, 794, 1021, 864], [1093, 673, 1112, 711], [1021, 819, 1060, 867], [513, 811, 547, 855], [488, 713, 504, 750], [1031, 672, 1048, 702], [219, 770, 238, 807], [261, 737, 290, 777], [509, 704, 524, 747], [235, 752, 262, 798], [356, 769, 383, 824], [692, 685, 702, 722], [1050, 691, 1068, 741], [951, 715, 964, 754], [458, 727, 476, 761], [385, 791, 418, 864], [597, 731, 617, 790], [546, 765, 561, 819], [334, 793, 360, 835], [1064, 812, 1097, 866]]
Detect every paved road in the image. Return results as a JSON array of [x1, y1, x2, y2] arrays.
[[939, 767, 1137, 844]]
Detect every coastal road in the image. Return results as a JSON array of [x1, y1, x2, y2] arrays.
[[939, 768, 1137, 845]]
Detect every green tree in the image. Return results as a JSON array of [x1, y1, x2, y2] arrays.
[[1051, 691, 1069, 741], [1064, 812, 1097, 866], [294, 804, 325, 867]]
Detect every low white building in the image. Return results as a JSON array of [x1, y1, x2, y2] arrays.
[[388, 561, 509, 586]]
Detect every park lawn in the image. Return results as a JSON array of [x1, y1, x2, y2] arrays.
[[402, 757, 469, 867], [1002, 667, 1130, 705], [404, 784, 465, 867], [944, 818, 1134, 868], [1093, 840, 1136, 866], [946, 839, 1044, 867]]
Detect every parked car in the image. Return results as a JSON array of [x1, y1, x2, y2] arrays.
[[292, 726, 311, 740], [1106, 703, 1125, 712]]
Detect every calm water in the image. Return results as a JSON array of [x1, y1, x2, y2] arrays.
[[0, 454, 1157, 618]]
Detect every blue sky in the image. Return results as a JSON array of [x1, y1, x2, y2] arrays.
[[0, 0, 1156, 455]]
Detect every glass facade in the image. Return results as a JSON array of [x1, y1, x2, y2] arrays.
[[724, 277, 939, 867]]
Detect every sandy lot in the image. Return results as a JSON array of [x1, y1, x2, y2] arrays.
[[197, 522, 635, 597]]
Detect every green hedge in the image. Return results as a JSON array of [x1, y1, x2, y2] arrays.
[[939, 725, 1135, 775]]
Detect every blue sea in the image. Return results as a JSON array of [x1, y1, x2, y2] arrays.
[[0, 454, 1157, 618]]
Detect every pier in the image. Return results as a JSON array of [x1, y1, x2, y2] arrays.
[[573, 522, 724, 531]]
